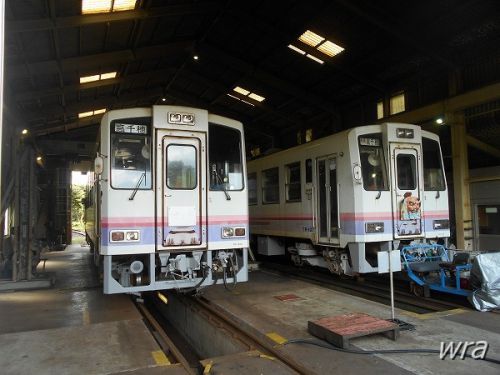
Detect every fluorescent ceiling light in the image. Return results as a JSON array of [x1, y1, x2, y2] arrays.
[[288, 44, 306, 55], [82, 0, 136, 14], [299, 30, 324, 47], [317, 40, 344, 57], [80, 71, 117, 84], [93, 108, 106, 115], [233, 86, 250, 96], [248, 93, 265, 102], [306, 54, 324, 64]]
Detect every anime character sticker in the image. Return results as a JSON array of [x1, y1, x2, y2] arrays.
[[400, 192, 421, 220]]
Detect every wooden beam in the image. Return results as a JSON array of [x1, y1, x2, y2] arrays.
[[466, 135, 500, 159]]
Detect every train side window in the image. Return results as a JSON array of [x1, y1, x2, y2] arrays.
[[166, 145, 197, 190], [285, 162, 301, 202], [262, 167, 279, 204], [397, 154, 416, 190], [305, 159, 312, 183], [423, 138, 445, 191], [248, 172, 257, 205]]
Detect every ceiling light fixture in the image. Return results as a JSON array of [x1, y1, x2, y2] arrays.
[[231, 86, 266, 104], [435, 117, 444, 125], [233, 86, 250, 96], [288, 44, 306, 55], [306, 54, 324, 64], [21, 129, 28, 135]]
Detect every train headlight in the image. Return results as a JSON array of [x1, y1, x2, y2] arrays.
[[222, 227, 234, 238], [110, 230, 140, 242], [111, 231, 124, 241], [396, 128, 414, 139], [365, 222, 384, 233], [433, 219, 449, 230]]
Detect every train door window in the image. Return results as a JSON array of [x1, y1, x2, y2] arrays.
[[285, 162, 301, 202], [477, 205, 500, 235], [422, 138, 445, 191], [397, 154, 416, 190], [208, 123, 243, 191], [305, 159, 312, 183], [248, 172, 257, 205], [262, 167, 279, 204], [166, 145, 197, 189], [358, 135, 388, 191], [110, 119, 152, 190]]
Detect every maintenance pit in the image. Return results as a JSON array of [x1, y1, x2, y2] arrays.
[[1, 245, 498, 375]]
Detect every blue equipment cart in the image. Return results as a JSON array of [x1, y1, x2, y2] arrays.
[[400, 244, 472, 297]]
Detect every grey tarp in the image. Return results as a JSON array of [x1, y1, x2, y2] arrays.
[[469, 252, 500, 311]]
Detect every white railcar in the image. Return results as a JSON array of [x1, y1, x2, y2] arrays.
[[248, 123, 450, 274], [86, 106, 249, 294]]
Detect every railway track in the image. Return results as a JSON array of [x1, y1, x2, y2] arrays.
[[137, 293, 314, 375], [261, 261, 470, 314]]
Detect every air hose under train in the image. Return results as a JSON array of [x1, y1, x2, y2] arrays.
[[284, 338, 500, 365]]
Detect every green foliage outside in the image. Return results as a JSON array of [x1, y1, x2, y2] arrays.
[[71, 184, 86, 233]]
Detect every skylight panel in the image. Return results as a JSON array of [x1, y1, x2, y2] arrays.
[[233, 86, 250, 96], [248, 93, 265, 102], [112, 0, 137, 12], [80, 71, 117, 84], [316, 40, 344, 57], [82, 0, 137, 14], [82, 0, 112, 14], [79, 109, 106, 118], [299, 30, 324, 47], [80, 74, 100, 84], [230, 86, 266, 104]]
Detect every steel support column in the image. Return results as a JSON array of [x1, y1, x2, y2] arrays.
[[450, 112, 473, 250]]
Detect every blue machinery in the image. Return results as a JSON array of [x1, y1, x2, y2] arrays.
[[400, 244, 472, 297]]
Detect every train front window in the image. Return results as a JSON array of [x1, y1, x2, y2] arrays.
[[423, 138, 445, 191], [110, 119, 152, 190], [166, 145, 197, 189], [359, 135, 388, 191], [208, 123, 243, 191]]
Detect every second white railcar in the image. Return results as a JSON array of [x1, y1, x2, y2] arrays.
[[248, 122, 450, 274]]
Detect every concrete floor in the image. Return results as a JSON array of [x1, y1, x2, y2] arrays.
[[0, 245, 180, 375], [203, 269, 500, 375]]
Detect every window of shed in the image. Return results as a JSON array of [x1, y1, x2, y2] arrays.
[[390, 92, 405, 115]]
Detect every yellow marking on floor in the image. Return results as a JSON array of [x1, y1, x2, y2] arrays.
[[266, 332, 288, 345], [203, 361, 213, 374], [82, 309, 90, 325], [151, 350, 171, 366], [402, 308, 468, 320], [259, 354, 276, 361]]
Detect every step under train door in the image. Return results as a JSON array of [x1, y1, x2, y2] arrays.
[[390, 144, 424, 239], [157, 130, 207, 249]]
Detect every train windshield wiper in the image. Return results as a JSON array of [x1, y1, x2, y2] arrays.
[[129, 172, 146, 200], [211, 164, 231, 201]]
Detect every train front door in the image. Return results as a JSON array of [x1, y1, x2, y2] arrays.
[[317, 156, 340, 245], [390, 145, 424, 239], [157, 131, 207, 249]]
